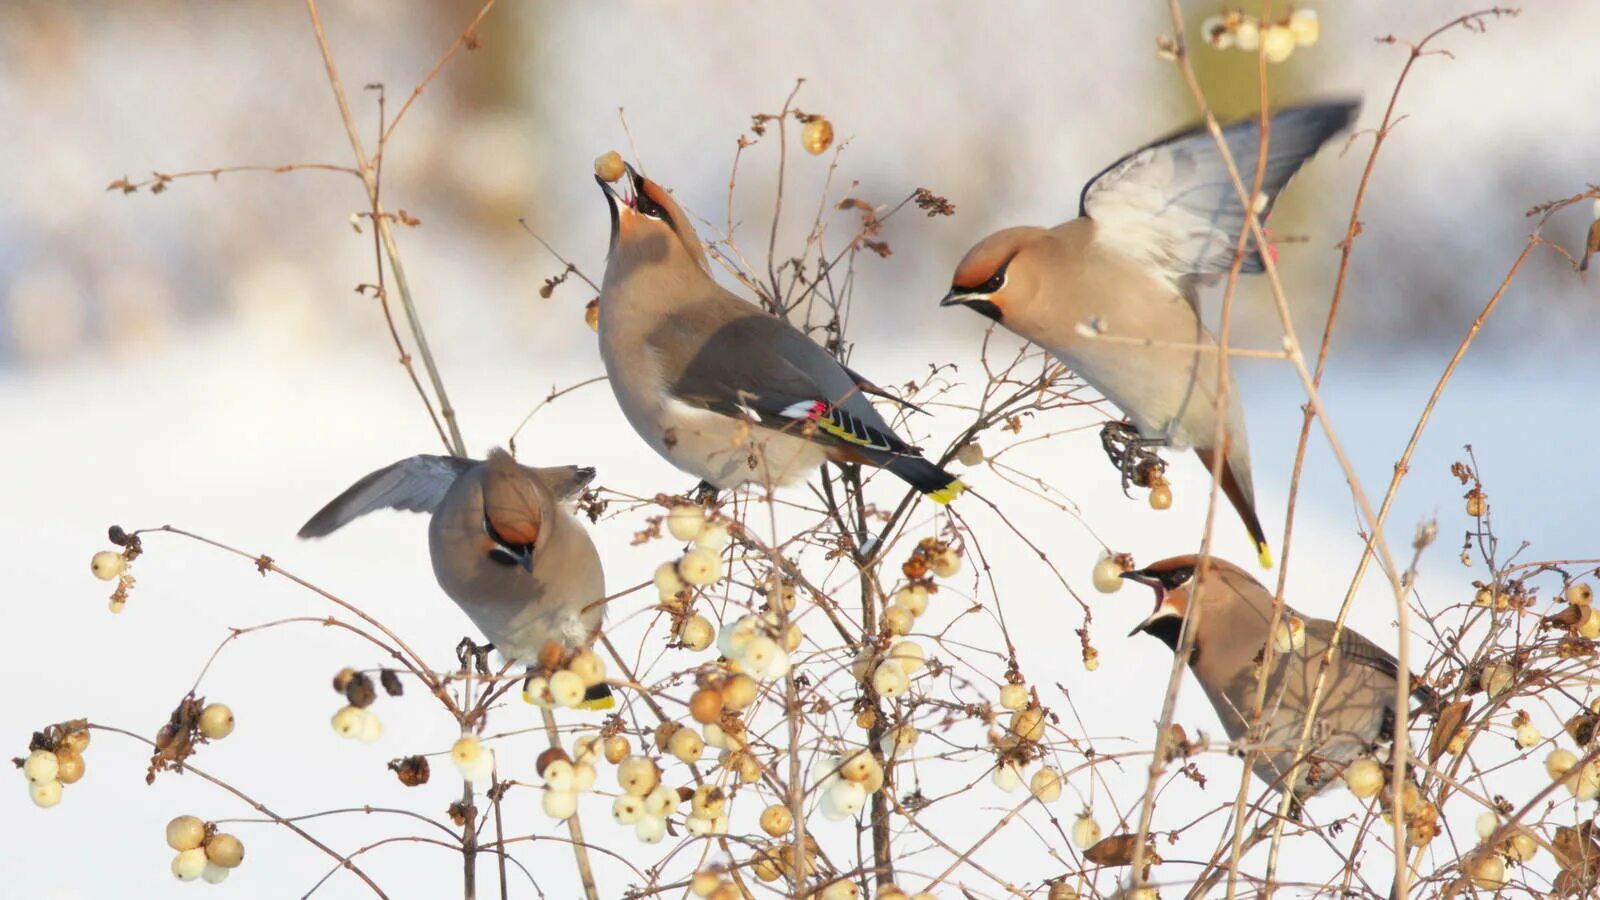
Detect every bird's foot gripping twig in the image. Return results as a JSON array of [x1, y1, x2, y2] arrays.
[[690, 480, 720, 506], [1099, 420, 1168, 496], [454, 637, 494, 677]]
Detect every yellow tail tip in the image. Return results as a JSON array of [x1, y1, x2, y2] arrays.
[[928, 479, 967, 505], [1257, 542, 1274, 569], [577, 695, 616, 711]]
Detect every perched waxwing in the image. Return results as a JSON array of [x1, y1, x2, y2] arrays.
[[298, 449, 612, 708], [595, 163, 964, 504], [941, 101, 1360, 568], [1124, 555, 1437, 799]]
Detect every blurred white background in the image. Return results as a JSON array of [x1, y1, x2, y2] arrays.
[[3, 1, 1597, 897]]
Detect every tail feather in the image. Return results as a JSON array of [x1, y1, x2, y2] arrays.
[[885, 455, 966, 505], [578, 682, 615, 711], [1195, 447, 1271, 568]]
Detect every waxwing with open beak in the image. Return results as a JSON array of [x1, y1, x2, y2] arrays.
[[941, 102, 1360, 568], [595, 162, 963, 503], [1125, 554, 1437, 799]]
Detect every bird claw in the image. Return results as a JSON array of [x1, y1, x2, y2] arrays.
[[690, 480, 720, 506], [455, 637, 493, 677], [1099, 421, 1168, 496]]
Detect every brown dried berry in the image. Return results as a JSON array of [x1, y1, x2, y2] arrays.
[[380, 669, 403, 697], [387, 755, 429, 786], [344, 672, 377, 709]]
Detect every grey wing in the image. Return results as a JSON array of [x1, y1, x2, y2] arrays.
[[655, 307, 916, 456], [528, 465, 597, 502], [297, 455, 474, 538], [1307, 618, 1439, 710], [1079, 100, 1357, 280]]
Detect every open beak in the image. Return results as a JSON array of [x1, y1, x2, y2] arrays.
[[596, 165, 642, 245], [512, 546, 535, 572], [1122, 568, 1168, 636]]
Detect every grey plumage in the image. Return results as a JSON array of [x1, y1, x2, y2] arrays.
[[595, 165, 964, 502], [1126, 554, 1435, 799], [942, 101, 1360, 566], [298, 449, 604, 666]]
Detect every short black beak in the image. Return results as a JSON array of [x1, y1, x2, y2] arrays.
[[512, 546, 535, 572], [624, 162, 646, 197], [938, 290, 964, 307]]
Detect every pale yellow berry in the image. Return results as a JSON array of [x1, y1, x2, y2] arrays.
[[930, 548, 962, 579], [801, 118, 834, 156], [888, 640, 926, 674], [1516, 721, 1541, 748], [1071, 814, 1102, 849], [206, 833, 245, 868], [1472, 587, 1494, 607], [1580, 607, 1600, 640], [883, 604, 915, 637], [819, 879, 858, 900], [602, 735, 630, 765], [568, 651, 606, 687], [718, 617, 759, 660], [60, 731, 89, 754], [1570, 759, 1600, 800], [679, 615, 715, 651], [90, 551, 125, 581], [1482, 662, 1515, 699], [1506, 829, 1538, 862], [542, 758, 576, 792], [1092, 556, 1125, 593], [893, 585, 929, 617], [22, 750, 58, 784], [542, 789, 578, 820], [594, 150, 626, 183], [1289, 9, 1319, 46], [644, 784, 680, 817], [1010, 707, 1046, 743], [198, 703, 235, 740], [669, 725, 705, 764], [1468, 852, 1506, 889], [760, 803, 793, 836], [955, 442, 985, 466], [1234, 18, 1261, 51], [171, 848, 208, 881], [881, 724, 919, 757], [691, 784, 727, 818], [872, 661, 910, 698], [1568, 583, 1594, 606], [678, 548, 721, 586], [1262, 24, 1295, 63], [1475, 810, 1500, 840], [331, 705, 364, 738], [573, 762, 597, 793], [666, 504, 707, 541], [782, 622, 803, 653], [547, 670, 585, 708], [521, 676, 551, 708], [634, 814, 667, 843], [837, 750, 875, 784], [991, 760, 1023, 792], [452, 736, 483, 767], [654, 561, 686, 600], [617, 756, 660, 797], [166, 815, 206, 851], [201, 862, 230, 885], [999, 683, 1029, 711], [1148, 483, 1173, 510], [742, 636, 781, 676], [1344, 758, 1383, 799], [358, 708, 383, 742], [612, 794, 645, 824], [876, 887, 908, 900], [1048, 882, 1080, 900], [1200, 14, 1234, 49], [1272, 616, 1306, 654], [1466, 492, 1488, 517], [1030, 767, 1063, 802], [694, 522, 731, 552], [1082, 648, 1100, 672], [29, 779, 62, 808], [1548, 748, 1579, 779], [826, 778, 867, 815], [722, 673, 759, 711]]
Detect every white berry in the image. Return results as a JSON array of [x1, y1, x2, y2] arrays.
[[549, 670, 586, 709], [171, 848, 208, 881], [29, 779, 62, 808], [678, 549, 721, 586], [666, 504, 707, 540], [679, 615, 715, 651], [542, 789, 578, 820], [1071, 814, 1102, 849], [22, 750, 58, 784], [90, 551, 125, 581], [1091, 556, 1124, 593]]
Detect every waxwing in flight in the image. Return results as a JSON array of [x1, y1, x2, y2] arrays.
[[942, 101, 1360, 568], [298, 449, 611, 708], [595, 163, 964, 504], [1125, 554, 1438, 799]]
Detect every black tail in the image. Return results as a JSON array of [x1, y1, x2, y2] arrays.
[[885, 455, 966, 505]]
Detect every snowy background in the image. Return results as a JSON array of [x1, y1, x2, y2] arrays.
[[3, 1, 1598, 897]]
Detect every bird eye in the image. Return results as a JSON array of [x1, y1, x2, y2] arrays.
[[1162, 566, 1195, 590], [961, 258, 1010, 296], [637, 192, 670, 224]]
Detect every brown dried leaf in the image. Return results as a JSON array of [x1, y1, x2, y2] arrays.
[[1084, 833, 1140, 866], [1553, 823, 1600, 887], [1429, 700, 1471, 763]]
